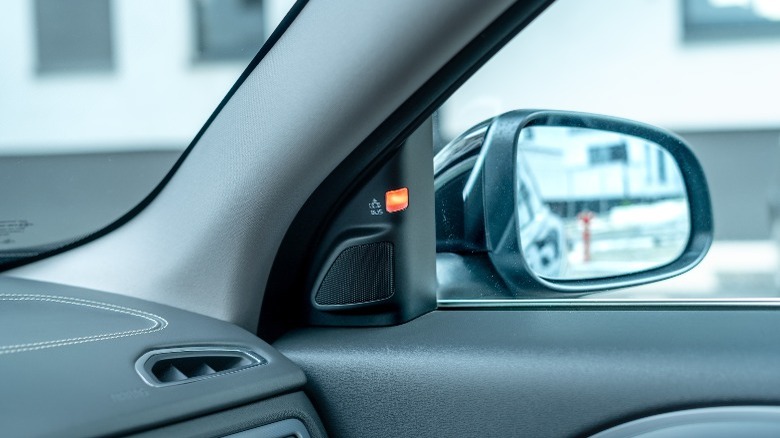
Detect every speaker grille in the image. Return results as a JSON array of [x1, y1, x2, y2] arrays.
[[315, 242, 395, 306]]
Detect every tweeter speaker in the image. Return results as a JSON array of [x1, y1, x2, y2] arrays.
[[314, 242, 395, 307]]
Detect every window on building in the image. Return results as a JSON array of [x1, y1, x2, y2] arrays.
[[683, 0, 780, 41], [194, 0, 265, 61], [588, 142, 628, 165], [34, 0, 114, 73], [657, 148, 667, 183]]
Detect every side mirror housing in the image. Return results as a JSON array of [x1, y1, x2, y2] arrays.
[[439, 110, 713, 294]]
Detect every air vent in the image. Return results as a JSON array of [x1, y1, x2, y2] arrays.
[[136, 346, 266, 387]]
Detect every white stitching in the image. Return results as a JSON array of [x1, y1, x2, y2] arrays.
[[0, 294, 168, 355]]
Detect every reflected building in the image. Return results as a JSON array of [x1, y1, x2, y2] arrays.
[[518, 127, 685, 219]]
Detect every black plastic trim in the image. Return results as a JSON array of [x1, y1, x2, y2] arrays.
[[478, 110, 713, 293], [136, 345, 267, 387], [261, 0, 554, 338], [300, 129, 437, 327]]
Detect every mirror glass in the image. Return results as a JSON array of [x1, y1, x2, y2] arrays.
[[516, 126, 690, 280]]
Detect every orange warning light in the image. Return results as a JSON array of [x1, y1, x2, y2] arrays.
[[385, 187, 409, 213]]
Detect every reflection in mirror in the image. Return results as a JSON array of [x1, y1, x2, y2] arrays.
[[517, 126, 690, 280]]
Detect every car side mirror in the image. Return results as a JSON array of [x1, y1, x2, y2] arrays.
[[454, 110, 713, 293]]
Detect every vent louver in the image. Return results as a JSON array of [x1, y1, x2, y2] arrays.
[[136, 346, 265, 387]]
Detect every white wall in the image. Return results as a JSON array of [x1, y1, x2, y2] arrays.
[[0, 0, 293, 154], [441, 0, 780, 140], [5, 0, 780, 152]]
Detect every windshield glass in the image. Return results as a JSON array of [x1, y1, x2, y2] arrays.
[[0, 0, 295, 264]]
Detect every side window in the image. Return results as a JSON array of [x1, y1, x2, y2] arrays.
[[435, 0, 779, 300]]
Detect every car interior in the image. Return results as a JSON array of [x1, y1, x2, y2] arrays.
[[5, 0, 780, 437]]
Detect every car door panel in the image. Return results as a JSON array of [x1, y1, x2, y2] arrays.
[[276, 309, 780, 437]]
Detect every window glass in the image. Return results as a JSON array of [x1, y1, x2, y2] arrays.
[[683, 0, 780, 41], [194, 0, 266, 61], [436, 0, 780, 299], [0, 0, 295, 264], [35, 0, 114, 73]]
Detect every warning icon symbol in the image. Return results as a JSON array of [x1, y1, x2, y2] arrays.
[[369, 199, 383, 216]]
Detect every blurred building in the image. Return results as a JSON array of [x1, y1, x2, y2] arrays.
[[0, 0, 292, 155], [440, 0, 780, 241], [519, 127, 684, 218], [3, 0, 780, 265]]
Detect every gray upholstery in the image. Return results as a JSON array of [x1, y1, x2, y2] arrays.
[[0, 276, 305, 437]]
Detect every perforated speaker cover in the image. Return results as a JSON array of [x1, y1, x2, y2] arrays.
[[315, 242, 395, 306]]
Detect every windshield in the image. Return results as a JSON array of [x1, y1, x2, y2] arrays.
[[0, 0, 295, 265]]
